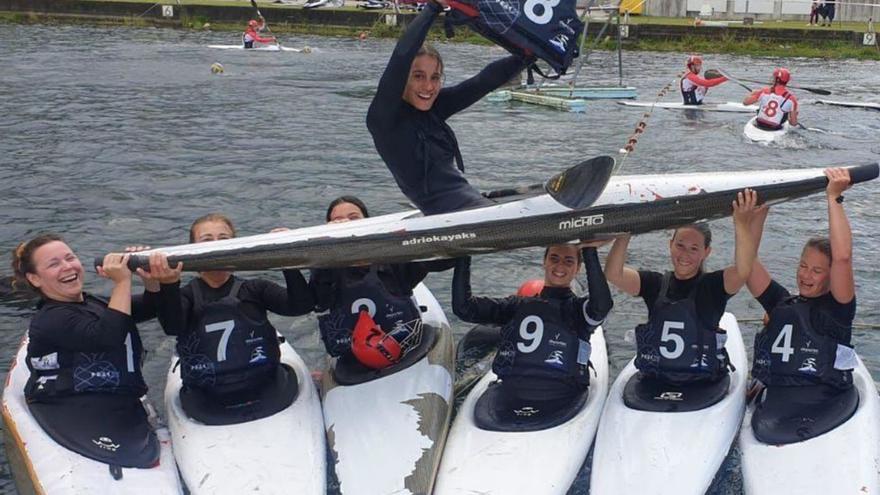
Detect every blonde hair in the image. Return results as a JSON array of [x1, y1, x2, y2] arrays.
[[189, 213, 236, 243]]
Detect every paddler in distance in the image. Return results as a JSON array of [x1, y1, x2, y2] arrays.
[[681, 55, 728, 105], [743, 67, 799, 131], [243, 17, 276, 49]]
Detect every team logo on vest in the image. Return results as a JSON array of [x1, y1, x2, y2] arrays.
[[29, 352, 59, 371], [249, 346, 267, 364], [548, 333, 568, 349], [92, 436, 121, 452], [558, 214, 604, 231], [798, 357, 818, 373], [544, 350, 565, 367]]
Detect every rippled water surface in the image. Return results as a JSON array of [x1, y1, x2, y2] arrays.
[[1, 22, 878, 494]]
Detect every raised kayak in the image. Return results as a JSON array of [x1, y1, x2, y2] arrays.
[[207, 44, 309, 53], [434, 327, 609, 494], [814, 99, 880, 111], [2, 336, 184, 495], [744, 116, 791, 144], [321, 283, 454, 495], [118, 161, 880, 273], [739, 352, 880, 494], [164, 334, 325, 494], [617, 100, 758, 113], [590, 313, 748, 494]]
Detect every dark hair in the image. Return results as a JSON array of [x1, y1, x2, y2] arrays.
[[803, 236, 831, 260], [11, 233, 65, 292], [189, 213, 236, 243], [543, 244, 583, 264], [416, 44, 444, 74], [673, 222, 712, 248], [326, 196, 369, 222]]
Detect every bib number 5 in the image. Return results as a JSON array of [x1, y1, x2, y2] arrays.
[[660, 321, 685, 359], [524, 0, 560, 25]]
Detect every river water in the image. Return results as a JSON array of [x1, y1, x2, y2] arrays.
[[1, 22, 878, 494]]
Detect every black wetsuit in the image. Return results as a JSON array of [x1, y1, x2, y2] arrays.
[[452, 248, 613, 400], [366, 3, 527, 215]]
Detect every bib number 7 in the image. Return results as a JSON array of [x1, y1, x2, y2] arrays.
[[205, 320, 235, 362]]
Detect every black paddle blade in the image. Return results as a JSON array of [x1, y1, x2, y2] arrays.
[[544, 155, 615, 209]]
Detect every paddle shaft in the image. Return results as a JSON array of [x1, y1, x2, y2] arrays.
[[732, 76, 830, 95], [250, 0, 281, 46]]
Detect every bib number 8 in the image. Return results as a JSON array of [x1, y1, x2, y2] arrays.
[[517, 315, 544, 353], [524, 0, 560, 25], [763, 100, 779, 118]]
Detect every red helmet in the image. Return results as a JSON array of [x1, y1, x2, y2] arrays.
[[773, 67, 791, 85], [517, 279, 544, 297], [248, 20, 259, 28], [350, 310, 423, 369], [686, 55, 703, 69]]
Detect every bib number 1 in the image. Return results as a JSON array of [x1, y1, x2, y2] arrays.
[[524, 0, 560, 25]]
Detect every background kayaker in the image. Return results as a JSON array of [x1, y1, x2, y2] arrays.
[[12, 234, 165, 467], [154, 213, 313, 419], [743, 68, 799, 130], [604, 189, 765, 385], [745, 168, 858, 442], [680, 55, 728, 105], [243, 17, 276, 49], [366, 0, 530, 215], [451, 242, 613, 422], [309, 196, 454, 369]]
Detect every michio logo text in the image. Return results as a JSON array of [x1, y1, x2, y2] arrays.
[[558, 214, 605, 230]]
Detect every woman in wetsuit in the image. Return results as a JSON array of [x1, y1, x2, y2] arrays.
[[366, 0, 529, 215], [155, 214, 313, 420], [13, 234, 164, 467], [451, 242, 613, 420]]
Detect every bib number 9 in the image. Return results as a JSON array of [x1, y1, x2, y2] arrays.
[[524, 0, 560, 25], [517, 315, 544, 353]]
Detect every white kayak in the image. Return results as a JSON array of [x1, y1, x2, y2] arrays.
[[744, 116, 791, 143], [590, 313, 748, 494], [1, 336, 184, 495], [165, 335, 325, 494], [617, 100, 758, 113], [207, 44, 308, 53], [434, 327, 609, 494], [814, 99, 880, 111], [321, 283, 454, 495], [739, 353, 880, 494]]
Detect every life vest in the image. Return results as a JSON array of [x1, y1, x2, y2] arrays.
[[493, 298, 591, 388], [752, 295, 855, 389], [634, 272, 731, 383], [317, 266, 421, 357], [680, 75, 706, 105], [756, 88, 793, 129], [445, 0, 583, 76], [177, 278, 280, 393], [25, 297, 148, 400]]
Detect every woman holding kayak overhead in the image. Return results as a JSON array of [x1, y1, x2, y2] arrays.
[[154, 213, 313, 421], [12, 235, 165, 468], [604, 190, 764, 386], [681, 55, 728, 105], [366, 0, 530, 215], [745, 168, 859, 443], [310, 196, 454, 369], [451, 242, 613, 421]]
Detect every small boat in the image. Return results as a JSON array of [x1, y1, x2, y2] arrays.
[[518, 86, 637, 99], [2, 336, 184, 494], [618, 100, 758, 113], [164, 335, 326, 494], [321, 283, 454, 495], [434, 327, 609, 494], [814, 99, 880, 111], [743, 116, 790, 144], [590, 313, 748, 494], [207, 44, 308, 53], [739, 353, 880, 494]]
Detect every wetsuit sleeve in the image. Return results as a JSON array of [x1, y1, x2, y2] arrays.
[[686, 72, 728, 88], [156, 281, 192, 336], [256, 270, 315, 317], [637, 270, 663, 309], [755, 279, 792, 314], [696, 270, 733, 329], [399, 259, 457, 290], [433, 55, 526, 119], [452, 257, 520, 324], [131, 289, 158, 323], [580, 247, 613, 329], [29, 303, 131, 352], [309, 268, 336, 312], [366, 4, 440, 131]]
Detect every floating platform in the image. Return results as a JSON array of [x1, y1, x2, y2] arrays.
[[520, 86, 638, 99], [488, 90, 588, 113]]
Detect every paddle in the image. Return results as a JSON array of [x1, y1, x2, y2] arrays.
[[725, 74, 831, 96], [250, 0, 281, 48], [483, 155, 615, 210]]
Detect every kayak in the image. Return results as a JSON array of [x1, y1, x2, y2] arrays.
[[739, 353, 880, 494], [120, 160, 879, 273], [744, 116, 790, 144], [321, 283, 454, 495], [814, 99, 880, 111], [2, 336, 184, 494], [617, 100, 758, 113], [590, 313, 748, 494], [164, 335, 325, 494], [434, 327, 609, 494], [207, 44, 308, 53], [506, 86, 638, 99]]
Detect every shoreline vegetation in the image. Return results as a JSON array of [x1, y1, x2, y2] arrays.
[[2, 1, 879, 60]]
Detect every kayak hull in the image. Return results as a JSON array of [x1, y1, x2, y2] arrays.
[[2, 336, 184, 495], [434, 328, 609, 495], [590, 313, 748, 494], [207, 44, 304, 52], [815, 99, 880, 111], [321, 283, 454, 495], [744, 116, 790, 143], [165, 337, 326, 495], [739, 353, 880, 494], [618, 100, 757, 113]]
